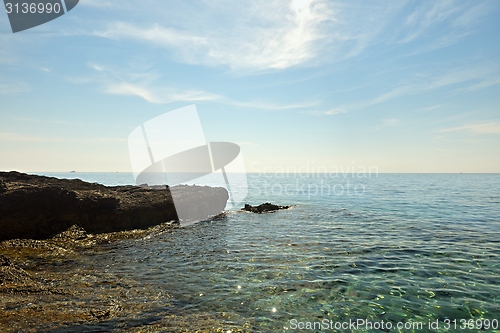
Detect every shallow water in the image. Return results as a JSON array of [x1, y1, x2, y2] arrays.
[[7, 173, 500, 332]]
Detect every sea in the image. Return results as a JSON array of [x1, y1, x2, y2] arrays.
[[30, 172, 500, 332]]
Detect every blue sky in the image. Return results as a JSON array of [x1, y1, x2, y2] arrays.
[[1, 0, 499, 173]]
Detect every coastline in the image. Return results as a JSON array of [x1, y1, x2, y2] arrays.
[[1, 173, 499, 332], [0, 171, 233, 332]]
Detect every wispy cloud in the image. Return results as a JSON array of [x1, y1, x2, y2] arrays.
[[464, 77, 500, 92], [105, 81, 316, 110], [438, 122, 500, 135], [421, 105, 441, 111], [94, 0, 340, 71], [325, 107, 349, 115], [0, 132, 126, 143], [86, 63, 221, 104], [399, 1, 487, 43], [370, 118, 400, 131], [83, 0, 495, 73], [85, 62, 317, 110], [0, 132, 59, 143], [0, 81, 30, 94], [390, 1, 495, 58], [381, 118, 399, 127], [12, 117, 69, 125], [227, 99, 317, 111], [105, 82, 220, 104], [320, 63, 500, 115], [400, 1, 463, 43]]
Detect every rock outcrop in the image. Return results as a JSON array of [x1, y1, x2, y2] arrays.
[[243, 202, 290, 213], [0, 172, 228, 240]]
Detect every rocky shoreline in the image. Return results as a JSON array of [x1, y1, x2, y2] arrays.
[[0, 172, 229, 240], [0, 172, 233, 331], [0, 172, 293, 332], [0, 221, 218, 332]]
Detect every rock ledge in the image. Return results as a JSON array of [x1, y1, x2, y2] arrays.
[[0, 171, 228, 240]]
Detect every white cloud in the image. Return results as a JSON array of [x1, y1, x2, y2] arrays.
[[105, 82, 220, 104], [85, 62, 317, 110], [86, 63, 221, 104], [104, 81, 316, 110], [85, 0, 494, 72], [325, 107, 349, 115], [89, 63, 105, 71], [95, 0, 340, 71]]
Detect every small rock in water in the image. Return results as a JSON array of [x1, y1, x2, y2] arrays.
[[242, 203, 290, 213]]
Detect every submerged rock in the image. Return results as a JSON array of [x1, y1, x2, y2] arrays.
[[243, 202, 290, 213], [0, 171, 229, 240], [0, 254, 51, 294]]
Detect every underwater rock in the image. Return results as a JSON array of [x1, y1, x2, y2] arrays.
[[243, 202, 290, 213], [0, 254, 51, 294], [0, 171, 228, 240]]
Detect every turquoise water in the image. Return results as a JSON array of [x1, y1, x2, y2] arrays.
[[35, 173, 500, 332]]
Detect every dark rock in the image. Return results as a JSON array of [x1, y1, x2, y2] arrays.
[[243, 202, 290, 213], [0, 180, 6, 194], [90, 309, 111, 319], [0, 255, 11, 267], [0, 171, 229, 240]]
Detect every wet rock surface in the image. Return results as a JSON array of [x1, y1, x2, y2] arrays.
[[242, 202, 290, 213], [0, 220, 254, 333], [0, 171, 228, 240], [0, 222, 210, 332]]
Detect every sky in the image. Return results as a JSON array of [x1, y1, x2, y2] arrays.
[[1, 0, 499, 173]]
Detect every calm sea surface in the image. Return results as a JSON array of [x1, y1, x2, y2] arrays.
[[32, 173, 500, 332]]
